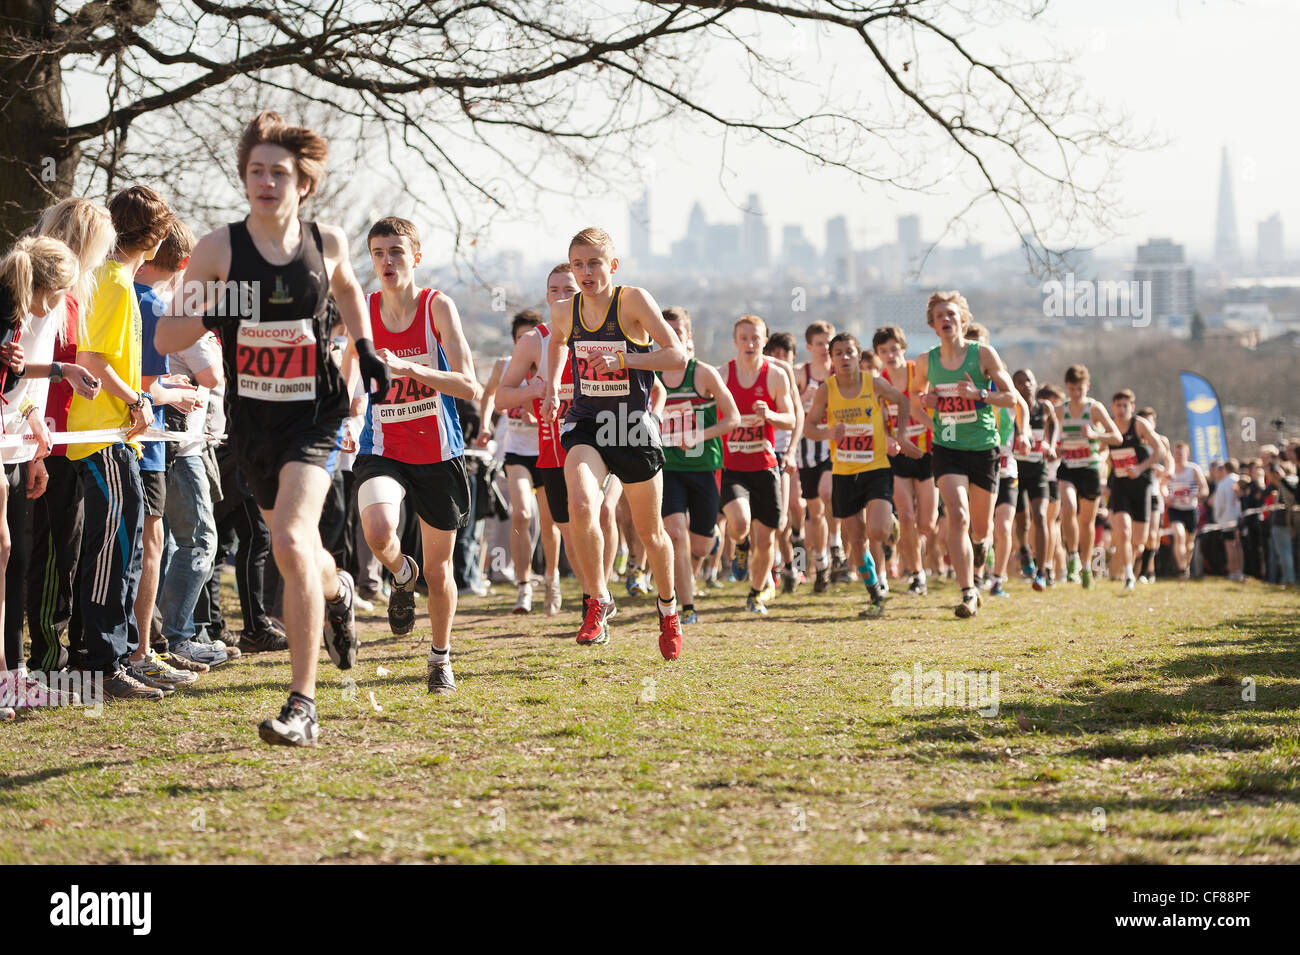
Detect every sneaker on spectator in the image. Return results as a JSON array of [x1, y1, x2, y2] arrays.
[[102, 669, 165, 701], [128, 649, 198, 689], [169, 638, 229, 668]]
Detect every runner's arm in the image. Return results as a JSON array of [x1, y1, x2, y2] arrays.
[[622, 288, 686, 373], [322, 225, 372, 346], [875, 375, 921, 456], [1090, 401, 1124, 446], [155, 229, 227, 354], [540, 298, 572, 424], [393, 293, 480, 402], [697, 363, 741, 442], [1133, 417, 1166, 475], [494, 329, 543, 411], [478, 357, 507, 428], [980, 346, 1021, 410], [758, 364, 796, 432], [803, 382, 833, 442]]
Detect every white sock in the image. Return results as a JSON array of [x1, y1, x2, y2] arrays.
[[657, 595, 677, 617], [394, 555, 415, 586], [829, 531, 842, 549], [428, 646, 450, 664], [816, 552, 829, 570]]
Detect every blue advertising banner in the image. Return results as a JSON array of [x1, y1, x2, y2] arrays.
[[1179, 371, 1229, 471]]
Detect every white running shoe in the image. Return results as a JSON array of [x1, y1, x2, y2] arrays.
[[514, 582, 533, 615], [544, 576, 562, 616]]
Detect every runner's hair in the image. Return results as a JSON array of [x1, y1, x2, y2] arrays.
[[153, 218, 196, 273], [367, 216, 420, 255], [872, 325, 906, 351], [734, 314, 767, 337], [804, 320, 833, 344], [925, 290, 972, 331], [108, 184, 173, 256], [569, 227, 615, 257], [237, 110, 329, 199]]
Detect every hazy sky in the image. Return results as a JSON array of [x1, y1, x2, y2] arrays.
[[491, 0, 1297, 266], [63, 0, 1295, 266]]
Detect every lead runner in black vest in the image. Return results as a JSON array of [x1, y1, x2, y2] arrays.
[[156, 111, 392, 747], [539, 227, 688, 659]]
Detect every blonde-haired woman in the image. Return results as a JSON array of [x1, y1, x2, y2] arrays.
[[19, 199, 115, 681], [0, 236, 101, 715]]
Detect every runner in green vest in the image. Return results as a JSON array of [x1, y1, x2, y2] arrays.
[[914, 292, 1026, 619], [654, 307, 740, 624]]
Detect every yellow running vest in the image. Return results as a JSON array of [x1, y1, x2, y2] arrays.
[[828, 372, 889, 476]]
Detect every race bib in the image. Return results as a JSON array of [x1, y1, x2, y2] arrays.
[[727, 413, 769, 455], [573, 341, 629, 397], [662, 400, 700, 449], [1169, 482, 1196, 507], [236, 320, 316, 402], [997, 445, 1017, 478], [836, 424, 875, 465], [1016, 427, 1045, 463], [506, 404, 534, 433], [933, 382, 976, 424], [1110, 447, 1138, 473], [1061, 439, 1092, 467], [373, 360, 441, 424], [885, 402, 900, 433]]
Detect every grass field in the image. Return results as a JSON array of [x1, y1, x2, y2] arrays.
[[2, 573, 1298, 864]]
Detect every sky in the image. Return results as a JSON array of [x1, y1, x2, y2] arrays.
[[61, 0, 1297, 266]]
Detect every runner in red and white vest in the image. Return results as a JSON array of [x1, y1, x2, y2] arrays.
[[351, 216, 479, 696], [720, 314, 797, 615]]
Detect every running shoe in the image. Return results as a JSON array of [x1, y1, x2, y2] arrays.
[[626, 569, 650, 597], [1032, 574, 1047, 592], [324, 570, 359, 670], [1081, 568, 1094, 590], [544, 575, 562, 616], [731, 540, 750, 582], [1020, 556, 1037, 580], [859, 582, 886, 618], [514, 581, 534, 615], [955, 589, 982, 618], [877, 578, 890, 597], [830, 546, 849, 583], [1066, 555, 1082, 583], [1122, 576, 1136, 594], [576, 597, 611, 645], [814, 566, 830, 593], [162, 651, 210, 675], [613, 548, 629, 577], [237, 628, 289, 654], [907, 574, 927, 597], [388, 556, 419, 634], [258, 696, 318, 746], [1045, 568, 1057, 587], [745, 594, 768, 615], [988, 579, 1009, 598], [20, 673, 81, 707], [170, 638, 228, 668], [781, 568, 798, 595], [427, 660, 457, 695], [658, 611, 682, 660], [680, 609, 699, 625], [129, 649, 199, 689], [757, 581, 777, 605]]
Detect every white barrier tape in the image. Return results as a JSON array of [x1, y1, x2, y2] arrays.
[[1155, 504, 1300, 539], [0, 428, 225, 450]]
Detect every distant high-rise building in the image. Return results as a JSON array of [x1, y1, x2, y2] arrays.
[[1258, 213, 1284, 269], [1133, 238, 1195, 327], [741, 193, 770, 272], [1214, 146, 1241, 267], [897, 215, 921, 273], [825, 215, 854, 290], [781, 224, 818, 273], [628, 189, 651, 261], [707, 223, 742, 274]]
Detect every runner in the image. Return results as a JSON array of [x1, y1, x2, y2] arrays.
[[1056, 365, 1123, 589], [1137, 406, 1173, 582], [913, 292, 1025, 618], [794, 321, 837, 591], [1011, 369, 1059, 592], [654, 307, 739, 624], [874, 325, 937, 597], [352, 216, 478, 693], [1106, 390, 1166, 592], [804, 333, 918, 617], [718, 315, 797, 615], [1166, 441, 1208, 578], [480, 309, 548, 613], [761, 332, 804, 594], [1039, 383, 1068, 586], [158, 111, 392, 745], [539, 227, 686, 658]]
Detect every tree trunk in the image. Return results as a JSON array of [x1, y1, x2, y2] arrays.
[[0, 0, 79, 243]]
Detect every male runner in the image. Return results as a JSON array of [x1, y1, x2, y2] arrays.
[[719, 315, 797, 615], [1107, 389, 1166, 592], [1011, 369, 1058, 592], [805, 333, 917, 616], [760, 333, 804, 594], [1056, 365, 1122, 589], [539, 228, 686, 657], [794, 321, 839, 590], [874, 325, 937, 596], [353, 217, 478, 693], [157, 111, 392, 745], [654, 307, 740, 624], [1137, 406, 1173, 582], [1166, 441, 1208, 578], [913, 292, 1025, 618]]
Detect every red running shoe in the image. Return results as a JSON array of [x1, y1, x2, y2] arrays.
[[658, 611, 682, 660], [577, 596, 610, 645]]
